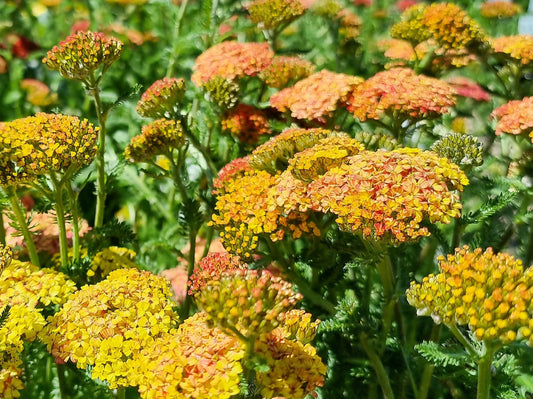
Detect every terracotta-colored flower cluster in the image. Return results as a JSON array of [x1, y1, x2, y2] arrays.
[[136, 77, 186, 119], [212, 156, 252, 195], [87, 246, 137, 279], [346, 68, 456, 122], [247, 0, 306, 30], [445, 76, 491, 102], [221, 104, 271, 144], [191, 41, 274, 86], [201, 76, 240, 110], [43, 268, 178, 389], [480, 1, 522, 19], [20, 79, 57, 107], [407, 246, 533, 344], [0, 113, 98, 185], [391, 3, 486, 51], [270, 70, 363, 121], [259, 55, 315, 89], [42, 31, 123, 82], [188, 252, 246, 295], [491, 96, 533, 141], [491, 35, 533, 65], [305, 148, 468, 242], [431, 132, 483, 169], [124, 118, 185, 163]]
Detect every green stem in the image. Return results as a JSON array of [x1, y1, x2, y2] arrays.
[[56, 363, 71, 399], [180, 227, 198, 318], [376, 252, 395, 351], [360, 332, 395, 399], [417, 324, 441, 399], [51, 175, 69, 269], [166, 0, 190, 77], [448, 324, 479, 358], [0, 209, 6, 245], [6, 186, 40, 266], [115, 387, 126, 399], [477, 345, 496, 399], [64, 183, 81, 263]]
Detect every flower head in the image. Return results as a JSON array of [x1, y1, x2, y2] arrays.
[[192, 41, 273, 86], [0, 351, 24, 399], [0, 244, 12, 275], [20, 79, 57, 107], [445, 76, 490, 102], [201, 76, 240, 111], [491, 35, 533, 65], [124, 119, 185, 163], [270, 70, 363, 121], [337, 8, 362, 44], [247, 0, 306, 30], [136, 77, 186, 119], [213, 156, 253, 195], [481, 1, 522, 19], [259, 56, 315, 89], [221, 104, 271, 144], [407, 246, 533, 344], [491, 96, 533, 142], [43, 31, 123, 82], [87, 246, 137, 279], [431, 132, 483, 169], [188, 252, 247, 296]]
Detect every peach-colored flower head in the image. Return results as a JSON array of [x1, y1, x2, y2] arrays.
[[407, 246, 533, 344], [346, 68, 456, 122], [136, 77, 186, 119], [306, 148, 468, 242], [491, 96, 533, 142], [491, 35, 533, 65], [221, 104, 271, 144], [20, 79, 57, 107], [247, 0, 306, 30], [396, 0, 418, 12], [270, 70, 363, 121], [191, 41, 274, 86], [259, 55, 315, 89], [337, 8, 362, 44], [481, 1, 522, 19], [188, 252, 247, 296], [213, 156, 253, 195], [445, 76, 490, 102], [43, 31, 123, 82]]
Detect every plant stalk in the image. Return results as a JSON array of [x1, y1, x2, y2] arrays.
[[360, 332, 395, 399], [477, 345, 496, 399]]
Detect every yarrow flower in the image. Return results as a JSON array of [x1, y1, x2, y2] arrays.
[[221, 104, 271, 144], [201, 76, 240, 111], [247, 0, 306, 30], [305, 148, 468, 242], [270, 70, 363, 121], [87, 246, 137, 279], [445, 76, 491, 102], [124, 118, 185, 163], [431, 132, 483, 169], [481, 1, 522, 19], [42, 31, 123, 82], [188, 252, 247, 296], [407, 246, 533, 344], [136, 77, 186, 119], [337, 8, 363, 44], [491, 35, 533, 65], [0, 113, 98, 186], [0, 244, 12, 274], [43, 268, 178, 389], [213, 156, 252, 195], [20, 79, 57, 107], [491, 96, 533, 142], [346, 68, 456, 123], [0, 352, 24, 399], [259, 55, 315, 89], [191, 41, 274, 86]]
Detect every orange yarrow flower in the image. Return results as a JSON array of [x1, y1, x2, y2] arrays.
[[491, 96, 533, 142], [20, 79, 57, 107], [136, 77, 186, 119], [188, 252, 247, 296], [191, 41, 274, 86], [259, 55, 315, 89], [213, 156, 253, 195], [221, 104, 271, 144], [491, 35, 533, 65], [481, 1, 522, 19]]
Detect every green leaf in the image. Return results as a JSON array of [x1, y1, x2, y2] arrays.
[[415, 340, 470, 368]]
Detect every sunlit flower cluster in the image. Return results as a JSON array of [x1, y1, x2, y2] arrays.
[[221, 104, 271, 144], [480, 1, 522, 19], [201, 76, 240, 110], [42, 31, 123, 82], [491, 96, 533, 141], [391, 3, 486, 51], [0, 244, 12, 274], [135, 312, 245, 399], [259, 55, 315, 89], [136, 77, 186, 119], [20, 79, 57, 107], [219, 223, 261, 261], [191, 41, 274, 86], [87, 246, 137, 279], [195, 269, 302, 339], [337, 8, 362, 44], [491, 35, 533, 65], [407, 246, 533, 344], [305, 148, 468, 242], [430, 132, 483, 169], [270, 70, 363, 121], [346, 68, 456, 122], [43, 268, 178, 388], [188, 252, 246, 295], [0, 113, 98, 185], [0, 352, 24, 399], [212, 156, 252, 195], [445, 76, 490, 102], [247, 0, 306, 30], [124, 118, 185, 163]]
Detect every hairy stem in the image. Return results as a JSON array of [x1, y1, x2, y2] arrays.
[[477, 344, 496, 399]]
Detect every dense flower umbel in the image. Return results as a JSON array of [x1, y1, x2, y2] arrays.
[[407, 246, 533, 344], [445, 77, 491, 102], [247, 0, 306, 30], [191, 41, 274, 86], [87, 246, 137, 279], [212, 156, 252, 195], [0, 113, 98, 185], [390, 3, 486, 51], [135, 312, 245, 399], [431, 132, 483, 169], [136, 77, 186, 119], [43, 268, 178, 389], [188, 252, 247, 296], [491, 35, 533, 65], [306, 148, 468, 242], [259, 56, 315, 89], [346, 68, 456, 122], [221, 104, 271, 144], [0, 351, 24, 399], [491, 96, 533, 141], [42, 31, 123, 82], [249, 127, 348, 173], [0, 244, 12, 274], [481, 1, 522, 19], [270, 70, 363, 121], [195, 269, 302, 339], [124, 119, 185, 163], [201, 77, 240, 111]]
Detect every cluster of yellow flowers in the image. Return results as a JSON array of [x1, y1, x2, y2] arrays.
[[259, 55, 315, 89], [480, 1, 522, 19], [270, 70, 363, 121], [491, 96, 533, 142], [247, 0, 306, 30], [42, 31, 123, 82], [0, 113, 98, 185], [201, 76, 240, 111], [221, 104, 271, 144], [136, 77, 186, 119], [124, 118, 185, 163], [407, 247, 533, 344], [43, 268, 178, 389], [491, 35, 533, 65], [87, 246, 137, 279], [212, 156, 252, 195]]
